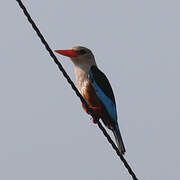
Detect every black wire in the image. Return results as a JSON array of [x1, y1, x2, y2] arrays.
[[15, 1, 138, 179]]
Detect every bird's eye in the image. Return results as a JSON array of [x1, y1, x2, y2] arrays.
[[78, 49, 87, 55]]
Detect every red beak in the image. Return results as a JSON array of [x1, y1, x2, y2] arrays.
[[55, 49, 78, 58]]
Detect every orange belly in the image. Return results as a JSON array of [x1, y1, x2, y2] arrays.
[[81, 81, 112, 129]]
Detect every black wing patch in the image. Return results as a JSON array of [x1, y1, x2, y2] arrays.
[[89, 66, 116, 104]]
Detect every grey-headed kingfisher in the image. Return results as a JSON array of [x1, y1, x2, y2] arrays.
[[55, 46, 126, 155]]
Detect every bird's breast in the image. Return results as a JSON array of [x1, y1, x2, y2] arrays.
[[74, 66, 89, 94], [74, 66, 103, 114], [77, 79, 90, 96], [79, 80, 102, 109]]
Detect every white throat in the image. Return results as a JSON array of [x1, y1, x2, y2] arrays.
[[74, 62, 97, 94]]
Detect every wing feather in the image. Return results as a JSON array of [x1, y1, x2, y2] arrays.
[[89, 66, 117, 122]]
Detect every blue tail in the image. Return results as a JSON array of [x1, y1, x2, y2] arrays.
[[113, 124, 126, 155]]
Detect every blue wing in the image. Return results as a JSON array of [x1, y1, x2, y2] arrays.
[[89, 66, 117, 123], [89, 66, 126, 154]]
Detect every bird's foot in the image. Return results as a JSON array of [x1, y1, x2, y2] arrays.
[[90, 117, 98, 124], [90, 106, 101, 124], [91, 106, 101, 112]]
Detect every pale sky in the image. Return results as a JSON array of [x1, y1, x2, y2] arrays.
[[0, 1, 180, 179]]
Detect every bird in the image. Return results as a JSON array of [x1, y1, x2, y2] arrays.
[[55, 46, 126, 155]]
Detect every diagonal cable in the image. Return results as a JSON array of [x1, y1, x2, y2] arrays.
[[15, 0, 138, 179]]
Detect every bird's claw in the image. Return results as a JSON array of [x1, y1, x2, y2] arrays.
[[91, 106, 101, 111], [90, 117, 98, 124], [89, 106, 101, 124]]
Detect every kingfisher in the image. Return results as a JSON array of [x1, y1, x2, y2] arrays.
[[55, 46, 126, 155]]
